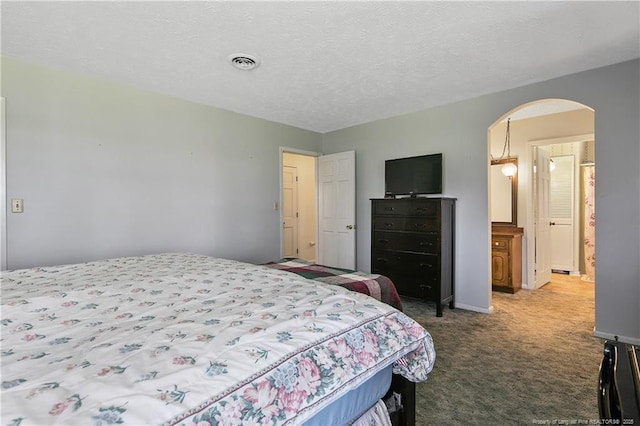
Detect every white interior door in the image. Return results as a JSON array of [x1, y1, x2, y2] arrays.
[[282, 165, 298, 258], [535, 147, 552, 287], [318, 151, 356, 269], [549, 155, 575, 272]]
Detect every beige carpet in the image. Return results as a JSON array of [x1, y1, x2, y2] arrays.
[[403, 280, 602, 425]]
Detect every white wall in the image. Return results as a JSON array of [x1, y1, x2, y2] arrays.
[[1, 57, 322, 269], [0, 97, 6, 270], [322, 59, 640, 343]]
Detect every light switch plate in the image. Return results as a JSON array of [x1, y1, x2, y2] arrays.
[[11, 199, 23, 213]]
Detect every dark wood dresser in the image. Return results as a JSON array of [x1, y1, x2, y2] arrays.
[[371, 197, 455, 317], [491, 226, 524, 293]]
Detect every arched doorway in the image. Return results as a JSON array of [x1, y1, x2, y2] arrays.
[[488, 99, 595, 301]]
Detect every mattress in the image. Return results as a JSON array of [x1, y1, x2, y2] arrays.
[[302, 364, 392, 425]]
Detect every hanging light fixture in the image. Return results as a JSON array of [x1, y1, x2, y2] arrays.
[[501, 161, 517, 177], [494, 118, 518, 177]]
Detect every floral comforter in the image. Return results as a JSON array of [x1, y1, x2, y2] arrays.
[[1, 253, 435, 426]]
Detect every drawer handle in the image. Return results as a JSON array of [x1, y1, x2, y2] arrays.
[[378, 239, 389, 243], [384, 223, 394, 228], [384, 207, 394, 211], [376, 258, 388, 263], [419, 242, 433, 246], [494, 242, 500, 246], [420, 284, 433, 290], [414, 223, 426, 228], [419, 263, 433, 268]]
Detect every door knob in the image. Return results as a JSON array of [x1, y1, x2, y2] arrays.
[[550, 222, 556, 226], [346, 224, 356, 230]]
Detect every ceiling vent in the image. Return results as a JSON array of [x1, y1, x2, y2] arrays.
[[228, 54, 260, 71]]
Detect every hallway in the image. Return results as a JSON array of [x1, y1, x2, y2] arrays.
[[540, 272, 594, 299]]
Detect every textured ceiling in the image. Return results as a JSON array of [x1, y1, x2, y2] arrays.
[[1, 1, 639, 133]]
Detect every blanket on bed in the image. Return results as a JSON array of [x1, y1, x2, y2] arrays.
[[263, 258, 404, 311], [1, 253, 434, 426]]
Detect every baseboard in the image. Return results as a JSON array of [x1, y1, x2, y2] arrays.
[[454, 302, 494, 314], [592, 329, 640, 345]]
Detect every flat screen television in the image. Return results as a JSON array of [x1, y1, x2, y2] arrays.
[[385, 153, 442, 196]]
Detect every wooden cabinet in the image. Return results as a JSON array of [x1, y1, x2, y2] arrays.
[[371, 198, 455, 317], [491, 226, 524, 293]]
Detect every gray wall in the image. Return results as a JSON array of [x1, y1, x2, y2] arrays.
[[2, 57, 322, 268], [3, 56, 639, 343], [322, 59, 640, 343]]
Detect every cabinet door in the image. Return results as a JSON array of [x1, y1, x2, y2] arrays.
[[492, 250, 510, 287]]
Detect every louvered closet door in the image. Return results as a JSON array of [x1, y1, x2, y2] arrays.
[[550, 155, 575, 272]]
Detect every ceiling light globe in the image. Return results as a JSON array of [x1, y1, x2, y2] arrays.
[[501, 162, 517, 177]]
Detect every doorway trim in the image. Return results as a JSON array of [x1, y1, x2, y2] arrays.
[[524, 133, 594, 289], [279, 147, 321, 259], [487, 98, 594, 313]]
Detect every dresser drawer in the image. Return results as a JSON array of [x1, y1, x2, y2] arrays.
[[492, 237, 510, 250], [372, 216, 440, 233], [373, 231, 440, 254], [371, 268, 439, 300], [373, 199, 440, 217], [372, 250, 440, 275]]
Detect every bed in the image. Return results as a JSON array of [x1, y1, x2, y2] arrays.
[[1, 253, 435, 425], [262, 258, 415, 424]]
